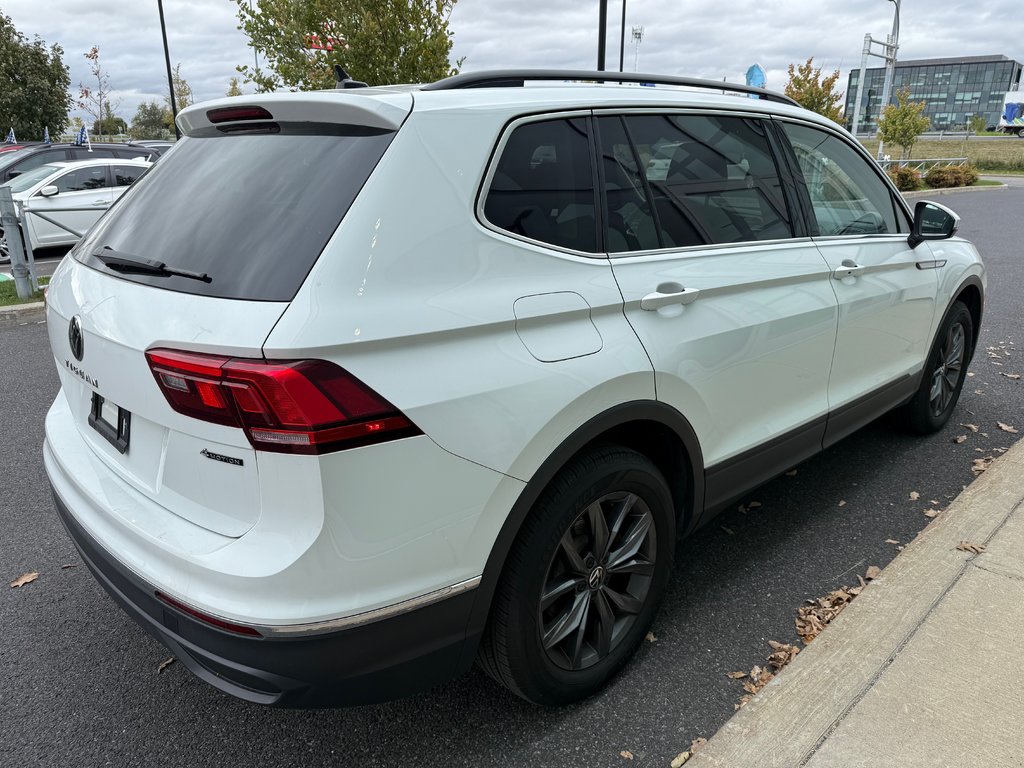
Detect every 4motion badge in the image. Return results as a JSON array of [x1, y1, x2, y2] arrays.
[[200, 449, 244, 467]]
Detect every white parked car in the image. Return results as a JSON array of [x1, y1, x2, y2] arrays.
[[43, 70, 985, 708], [0, 158, 150, 261]]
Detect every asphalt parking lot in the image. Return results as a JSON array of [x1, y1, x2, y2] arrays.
[[2, 187, 1022, 767]]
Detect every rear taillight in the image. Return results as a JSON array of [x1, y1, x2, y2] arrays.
[[145, 348, 421, 455]]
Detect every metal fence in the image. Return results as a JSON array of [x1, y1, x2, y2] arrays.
[[1, 185, 100, 297], [875, 157, 969, 172]]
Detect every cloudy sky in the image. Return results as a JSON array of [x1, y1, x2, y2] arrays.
[[1, 0, 1019, 127]]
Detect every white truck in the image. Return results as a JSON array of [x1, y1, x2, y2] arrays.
[[998, 90, 1024, 136]]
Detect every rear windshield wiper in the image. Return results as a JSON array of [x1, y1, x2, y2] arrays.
[[93, 246, 212, 283]]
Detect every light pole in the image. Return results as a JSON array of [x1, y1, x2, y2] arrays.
[[618, 0, 627, 72], [597, 0, 608, 71], [157, 0, 180, 139], [877, 0, 901, 160]]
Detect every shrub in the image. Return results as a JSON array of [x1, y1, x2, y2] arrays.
[[924, 164, 979, 188], [887, 165, 922, 191]]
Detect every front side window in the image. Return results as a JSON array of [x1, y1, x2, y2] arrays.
[[55, 166, 108, 193], [624, 113, 793, 248], [483, 117, 597, 253], [781, 122, 901, 236]]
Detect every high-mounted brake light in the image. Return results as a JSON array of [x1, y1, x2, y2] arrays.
[[206, 105, 274, 124], [145, 349, 421, 455]]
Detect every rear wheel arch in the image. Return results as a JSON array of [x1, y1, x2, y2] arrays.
[[463, 401, 704, 644]]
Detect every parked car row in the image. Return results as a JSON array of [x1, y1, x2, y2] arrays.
[[0, 158, 151, 262]]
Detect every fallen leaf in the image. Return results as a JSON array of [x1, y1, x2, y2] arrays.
[[619, 750, 634, 760], [1000, 373, 1021, 380], [726, 671, 747, 679], [953, 435, 968, 444], [785, 469, 798, 476], [645, 631, 657, 643], [737, 504, 747, 514], [967, 372, 975, 377], [747, 501, 762, 510], [60, 564, 77, 569], [930, 500, 940, 505], [838, 500, 846, 507], [885, 539, 899, 544], [721, 525, 735, 535], [158, 657, 176, 673], [961, 423, 979, 432], [956, 541, 986, 555], [997, 422, 1018, 434], [671, 753, 691, 768], [909, 491, 920, 501], [10, 571, 39, 588], [865, 565, 882, 580], [924, 509, 940, 518], [972, 457, 995, 474], [766, 640, 800, 670], [690, 738, 708, 754]]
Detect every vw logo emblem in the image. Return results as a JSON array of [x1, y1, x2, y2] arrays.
[[69, 315, 84, 361], [588, 566, 605, 590]]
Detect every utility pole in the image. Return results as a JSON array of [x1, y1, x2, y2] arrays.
[[618, 0, 627, 72], [632, 26, 644, 72], [877, 0, 901, 160], [597, 0, 608, 71]]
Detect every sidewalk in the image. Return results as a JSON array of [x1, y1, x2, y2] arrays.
[[690, 438, 1024, 768]]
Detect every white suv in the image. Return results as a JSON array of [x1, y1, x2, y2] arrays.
[[43, 70, 985, 707]]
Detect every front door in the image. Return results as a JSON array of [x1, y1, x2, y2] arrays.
[[27, 165, 113, 248], [778, 121, 938, 445]]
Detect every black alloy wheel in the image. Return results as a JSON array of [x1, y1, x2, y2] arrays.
[[478, 445, 675, 706], [905, 300, 973, 434]]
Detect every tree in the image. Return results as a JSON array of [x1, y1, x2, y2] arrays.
[[967, 114, 987, 135], [784, 58, 844, 123], [130, 101, 169, 139], [878, 88, 930, 159], [0, 13, 72, 138], [93, 102, 127, 136], [79, 46, 121, 140], [233, 0, 462, 92], [226, 76, 244, 97], [166, 63, 193, 118]]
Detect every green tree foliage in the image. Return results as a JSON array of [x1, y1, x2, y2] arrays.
[[879, 88, 930, 159], [93, 102, 127, 136], [234, 0, 462, 91], [166, 63, 193, 117], [0, 13, 72, 137], [967, 114, 987, 135], [784, 58, 844, 123], [226, 76, 244, 97], [130, 101, 169, 139]]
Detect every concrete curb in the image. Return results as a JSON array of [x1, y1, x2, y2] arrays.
[[0, 301, 45, 329], [903, 182, 1007, 198], [689, 438, 1024, 768]]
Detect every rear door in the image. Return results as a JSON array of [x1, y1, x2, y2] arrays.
[[603, 112, 839, 509], [777, 120, 938, 444]]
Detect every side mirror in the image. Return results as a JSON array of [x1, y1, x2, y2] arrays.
[[38, 185, 59, 198], [908, 200, 959, 248]]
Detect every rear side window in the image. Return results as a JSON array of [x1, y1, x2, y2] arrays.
[[74, 127, 395, 301], [597, 116, 659, 253], [624, 114, 793, 248], [483, 118, 597, 253], [111, 165, 145, 186]]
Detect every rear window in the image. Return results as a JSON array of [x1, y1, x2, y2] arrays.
[[74, 126, 395, 301]]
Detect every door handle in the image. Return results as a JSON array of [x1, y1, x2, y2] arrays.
[[92, 200, 109, 206], [832, 259, 868, 279], [640, 287, 701, 311]]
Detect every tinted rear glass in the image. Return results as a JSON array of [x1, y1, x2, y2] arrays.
[[74, 127, 394, 301]]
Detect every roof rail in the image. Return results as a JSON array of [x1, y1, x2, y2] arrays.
[[421, 69, 799, 107]]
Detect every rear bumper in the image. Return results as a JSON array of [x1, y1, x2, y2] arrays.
[[51, 489, 481, 707]]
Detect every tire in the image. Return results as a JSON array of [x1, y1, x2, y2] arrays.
[[478, 445, 675, 706], [904, 301, 973, 434], [1017, 127, 1024, 138]]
